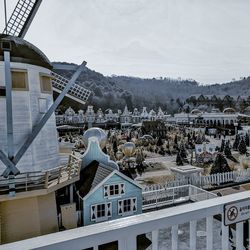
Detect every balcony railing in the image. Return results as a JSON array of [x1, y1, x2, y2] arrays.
[[3, 191, 250, 250], [0, 154, 81, 196]]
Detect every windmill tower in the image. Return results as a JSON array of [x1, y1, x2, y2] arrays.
[[0, 0, 91, 243]]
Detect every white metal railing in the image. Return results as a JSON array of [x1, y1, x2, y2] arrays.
[[142, 185, 216, 210], [3, 191, 250, 250]]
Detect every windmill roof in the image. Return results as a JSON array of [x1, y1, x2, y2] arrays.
[[0, 35, 52, 69]]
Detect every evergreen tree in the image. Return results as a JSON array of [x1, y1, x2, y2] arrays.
[[195, 134, 203, 144], [107, 130, 111, 139], [112, 140, 118, 154], [176, 151, 184, 166], [156, 137, 163, 147], [233, 135, 240, 150], [238, 138, 247, 155], [174, 135, 178, 145], [180, 144, 187, 159], [210, 153, 231, 174], [220, 139, 225, 152], [192, 133, 196, 141], [224, 142, 232, 157], [245, 134, 250, 147]]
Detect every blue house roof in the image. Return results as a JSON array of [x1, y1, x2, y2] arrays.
[[76, 160, 142, 200]]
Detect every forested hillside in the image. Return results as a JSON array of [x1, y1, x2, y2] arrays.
[[53, 62, 250, 114]]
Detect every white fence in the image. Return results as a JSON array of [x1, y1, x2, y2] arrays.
[[143, 167, 250, 192], [3, 191, 250, 250]]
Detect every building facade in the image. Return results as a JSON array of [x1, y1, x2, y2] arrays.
[[56, 106, 170, 128]]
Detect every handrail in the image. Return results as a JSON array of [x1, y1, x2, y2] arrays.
[[3, 191, 250, 250], [0, 154, 82, 195]]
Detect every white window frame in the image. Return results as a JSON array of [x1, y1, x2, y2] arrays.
[[118, 197, 137, 216], [104, 183, 125, 198], [90, 202, 112, 222]]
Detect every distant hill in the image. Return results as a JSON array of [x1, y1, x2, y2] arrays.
[[53, 62, 250, 114]]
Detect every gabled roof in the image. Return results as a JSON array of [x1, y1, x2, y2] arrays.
[[82, 169, 142, 201], [91, 163, 114, 191]]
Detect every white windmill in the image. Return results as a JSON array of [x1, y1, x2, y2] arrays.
[[0, 1, 94, 243], [0, 0, 91, 179]]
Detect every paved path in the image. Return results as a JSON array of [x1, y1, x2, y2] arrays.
[[145, 156, 175, 163]]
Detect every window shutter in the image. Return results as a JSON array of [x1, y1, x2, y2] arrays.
[[120, 184, 125, 194], [104, 186, 109, 197], [91, 205, 97, 221], [132, 198, 137, 212], [107, 203, 112, 217], [118, 200, 123, 215]]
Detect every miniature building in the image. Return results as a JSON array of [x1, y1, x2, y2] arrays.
[[120, 106, 132, 128], [77, 128, 142, 226], [85, 105, 95, 128], [55, 105, 169, 129], [170, 165, 203, 180]]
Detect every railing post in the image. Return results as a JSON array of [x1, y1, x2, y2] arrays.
[[118, 236, 136, 250], [69, 184, 74, 203], [171, 224, 178, 250], [190, 220, 197, 249], [172, 187, 175, 204], [206, 216, 213, 250], [221, 221, 229, 250], [248, 219, 250, 249], [152, 230, 159, 250], [58, 167, 62, 184], [77, 160, 81, 176], [236, 222, 244, 250], [45, 171, 49, 189], [155, 190, 158, 207], [25, 173, 28, 191]]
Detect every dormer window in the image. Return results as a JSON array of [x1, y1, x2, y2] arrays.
[[104, 183, 125, 198], [40, 74, 52, 93], [11, 69, 28, 90]]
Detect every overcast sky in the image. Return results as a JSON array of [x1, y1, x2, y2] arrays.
[[1, 0, 250, 84]]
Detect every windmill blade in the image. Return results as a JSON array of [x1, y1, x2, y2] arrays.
[[51, 72, 92, 105], [3, 0, 42, 38]]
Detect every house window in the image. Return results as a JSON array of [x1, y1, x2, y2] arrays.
[[11, 69, 28, 90], [104, 183, 125, 198], [40, 74, 52, 93], [118, 197, 137, 215], [91, 202, 112, 222]]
